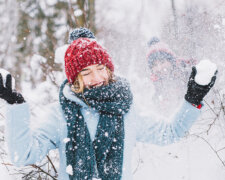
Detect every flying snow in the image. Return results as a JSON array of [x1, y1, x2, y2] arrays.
[[66, 164, 73, 175]]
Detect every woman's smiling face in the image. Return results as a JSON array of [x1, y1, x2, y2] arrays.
[[80, 64, 110, 89]]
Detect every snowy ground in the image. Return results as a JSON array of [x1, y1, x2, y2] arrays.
[[0, 164, 13, 180], [133, 138, 225, 180]]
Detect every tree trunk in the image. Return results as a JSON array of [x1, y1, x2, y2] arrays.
[[77, 0, 86, 27], [88, 0, 96, 33], [171, 0, 178, 38]]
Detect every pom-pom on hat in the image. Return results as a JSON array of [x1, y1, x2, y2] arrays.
[[147, 37, 176, 68], [147, 36, 160, 47], [68, 27, 95, 44], [65, 28, 114, 84]]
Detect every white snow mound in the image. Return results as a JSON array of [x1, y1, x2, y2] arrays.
[[0, 164, 12, 180], [0, 68, 15, 89], [54, 44, 69, 64], [195, 59, 217, 85]]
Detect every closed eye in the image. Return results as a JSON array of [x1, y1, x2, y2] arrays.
[[97, 67, 104, 70], [81, 70, 91, 76], [82, 72, 91, 76], [97, 65, 105, 70]]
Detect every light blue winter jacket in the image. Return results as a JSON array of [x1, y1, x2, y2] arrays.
[[5, 84, 201, 180]]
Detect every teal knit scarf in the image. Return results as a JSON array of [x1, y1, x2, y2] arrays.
[[59, 77, 133, 180]]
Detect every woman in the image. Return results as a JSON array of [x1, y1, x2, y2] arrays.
[[0, 28, 217, 180]]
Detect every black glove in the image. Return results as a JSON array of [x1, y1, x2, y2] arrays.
[[0, 74, 25, 104], [185, 66, 217, 106]]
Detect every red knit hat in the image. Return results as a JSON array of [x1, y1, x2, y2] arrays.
[[64, 38, 114, 84]]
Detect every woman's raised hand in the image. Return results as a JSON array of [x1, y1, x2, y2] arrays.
[[0, 73, 25, 104]]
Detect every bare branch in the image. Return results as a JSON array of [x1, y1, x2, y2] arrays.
[[31, 164, 57, 180], [46, 155, 58, 175], [190, 134, 225, 167]]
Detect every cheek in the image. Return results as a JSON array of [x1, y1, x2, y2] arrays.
[[102, 69, 110, 81], [82, 76, 92, 85]]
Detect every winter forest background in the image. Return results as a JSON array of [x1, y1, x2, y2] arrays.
[[1, 0, 225, 179]]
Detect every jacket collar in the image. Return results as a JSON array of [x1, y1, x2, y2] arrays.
[[62, 83, 88, 108]]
